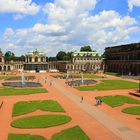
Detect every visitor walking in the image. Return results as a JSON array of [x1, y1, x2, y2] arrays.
[[80, 96, 83, 103], [95, 98, 102, 106], [50, 81, 52, 86], [45, 77, 47, 83]]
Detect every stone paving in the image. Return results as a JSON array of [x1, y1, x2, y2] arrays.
[[43, 73, 140, 140]]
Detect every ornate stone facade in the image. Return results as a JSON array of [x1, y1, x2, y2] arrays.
[[105, 42, 140, 75], [66, 51, 103, 73], [0, 49, 23, 73], [24, 49, 48, 72]]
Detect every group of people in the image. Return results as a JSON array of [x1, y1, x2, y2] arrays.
[[80, 96, 102, 106], [95, 98, 102, 105]]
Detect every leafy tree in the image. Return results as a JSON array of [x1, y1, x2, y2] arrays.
[[4, 51, 15, 62], [48, 57, 57, 61], [56, 51, 67, 61], [67, 52, 73, 60], [13, 55, 25, 61], [63, 55, 69, 61], [80, 46, 92, 52]]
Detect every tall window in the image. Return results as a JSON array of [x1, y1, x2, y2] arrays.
[[41, 57, 44, 62], [35, 57, 38, 62], [29, 57, 32, 62], [0, 58, 2, 62]]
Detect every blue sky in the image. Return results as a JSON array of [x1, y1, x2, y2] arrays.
[[0, 0, 140, 56]]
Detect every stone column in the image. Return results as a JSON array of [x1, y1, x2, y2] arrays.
[[32, 57, 35, 63]]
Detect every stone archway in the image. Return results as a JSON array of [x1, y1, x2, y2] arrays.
[[0, 66, 2, 71], [8, 66, 11, 71], [4, 66, 6, 71]]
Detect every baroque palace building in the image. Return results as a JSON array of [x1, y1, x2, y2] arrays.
[[49, 51, 103, 73], [0, 48, 103, 73], [66, 51, 103, 73], [0, 49, 23, 72], [105, 42, 140, 75], [24, 49, 48, 72]]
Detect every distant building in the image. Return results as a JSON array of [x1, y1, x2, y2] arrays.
[[0, 49, 23, 72], [48, 61, 70, 72], [105, 42, 140, 75], [24, 49, 48, 72], [0, 48, 103, 74], [66, 51, 103, 73]]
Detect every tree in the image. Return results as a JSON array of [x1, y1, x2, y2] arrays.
[[80, 46, 92, 52], [67, 52, 73, 60], [4, 51, 15, 62], [15, 55, 25, 61], [48, 57, 57, 61], [56, 51, 67, 61]]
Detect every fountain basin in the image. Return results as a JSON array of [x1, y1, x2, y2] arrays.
[[2, 82, 42, 87], [66, 79, 97, 87]]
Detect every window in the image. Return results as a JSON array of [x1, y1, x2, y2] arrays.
[[41, 57, 44, 62], [29, 57, 32, 62], [35, 57, 38, 62]]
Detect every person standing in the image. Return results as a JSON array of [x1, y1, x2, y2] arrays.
[[80, 96, 83, 103]]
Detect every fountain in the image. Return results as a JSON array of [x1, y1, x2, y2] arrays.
[[66, 72, 97, 87], [21, 71, 25, 85], [66, 71, 69, 79], [2, 71, 42, 87], [81, 72, 84, 84]]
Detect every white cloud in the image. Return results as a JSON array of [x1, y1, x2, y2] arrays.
[[13, 14, 25, 20], [0, 0, 40, 15], [3, 28, 15, 41], [128, 0, 140, 11], [1, 0, 140, 56]]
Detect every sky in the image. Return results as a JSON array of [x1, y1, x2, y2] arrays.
[[0, 0, 140, 56]]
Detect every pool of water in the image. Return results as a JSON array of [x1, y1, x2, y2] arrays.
[[2, 82, 42, 87]]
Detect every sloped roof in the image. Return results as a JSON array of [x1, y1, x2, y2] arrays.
[[72, 51, 99, 57]]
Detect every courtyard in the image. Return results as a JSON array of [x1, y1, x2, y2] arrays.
[[0, 72, 140, 140]]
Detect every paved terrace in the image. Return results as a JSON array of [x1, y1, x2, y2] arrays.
[[41, 74, 140, 140]]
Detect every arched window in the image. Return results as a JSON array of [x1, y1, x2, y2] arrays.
[[29, 57, 32, 62], [8, 66, 10, 71], [41, 57, 44, 62], [35, 57, 38, 62], [0, 66, 2, 71], [4, 66, 6, 71]]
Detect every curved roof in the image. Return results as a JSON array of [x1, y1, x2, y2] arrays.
[[25, 49, 46, 57]]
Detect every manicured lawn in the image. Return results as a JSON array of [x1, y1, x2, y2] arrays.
[[0, 76, 35, 80], [104, 72, 120, 77], [12, 100, 65, 117], [76, 80, 139, 91], [96, 95, 140, 107], [8, 134, 47, 140], [8, 126, 90, 140], [51, 125, 90, 140], [122, 106, 140, 115], [0, 87, 47, 96], [11, 115, 72, 128]]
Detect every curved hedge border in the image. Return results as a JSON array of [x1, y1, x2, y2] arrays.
[[8, 134, 47, 140], [8, 125, 90, 140], [11, 115, 71, 128], [122, 106, 140, 115], [12, 100, 65, 117]]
